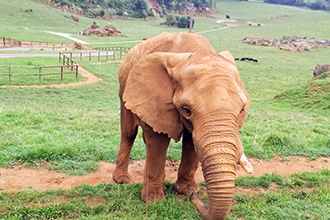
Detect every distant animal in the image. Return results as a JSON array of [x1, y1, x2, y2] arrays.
[[226, 14, 230, 19], [235, 57, 258, 62], [313, 64, 330, 77]]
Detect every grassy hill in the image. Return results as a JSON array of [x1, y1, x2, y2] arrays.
[[0, 1, 329, 219]]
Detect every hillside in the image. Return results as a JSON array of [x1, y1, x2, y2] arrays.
[[0, 0, 101, 42], [274, 73, 330, 111], [48, 0, 216, 19]]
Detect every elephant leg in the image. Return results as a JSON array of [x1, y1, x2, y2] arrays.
[[141, 123, 170, 203], [113, 104, 138, 184], [175, 129, 199, 194]]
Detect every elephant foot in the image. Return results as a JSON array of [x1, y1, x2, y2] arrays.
[[113, 168, 131, 184], [174, 178, 199, 195], [141, 185, 166, 203]]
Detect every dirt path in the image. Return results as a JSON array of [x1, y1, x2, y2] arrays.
[[45, 31, 88, 44], [0, 156, 328, 192]]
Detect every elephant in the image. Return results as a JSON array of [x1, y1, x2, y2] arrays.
[[112, 32, 253, 220]]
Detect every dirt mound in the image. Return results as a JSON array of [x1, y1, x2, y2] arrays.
[[83, 22, 124, 37], [0, 156, 328, 192]]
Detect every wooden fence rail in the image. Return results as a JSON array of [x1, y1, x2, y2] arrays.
[[1, 37, 21, 47], [1, 37, 72, 49], [1, 46, 130, 85], [0, 65, 78, 83], [59, 47, 129, 62], [59, 51, 115, 62], [95, 46, 130, 60]]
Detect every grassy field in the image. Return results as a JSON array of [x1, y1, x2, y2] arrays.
[[0, 0, 330, 219]]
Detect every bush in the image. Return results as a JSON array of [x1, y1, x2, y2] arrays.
[[177, 16, 190, 28], [307, 0, 328, 10], [264, 0, 330, 10]]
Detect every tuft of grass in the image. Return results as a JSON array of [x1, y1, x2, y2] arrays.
[[231, 186, 330, 220], [236, 174, 285, 188], [0, 183, 200, 220], [236, 170, 330, 189], [274, 72, 330, 111]]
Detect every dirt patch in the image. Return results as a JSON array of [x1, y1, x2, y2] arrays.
[[0, 156, 328, 192]]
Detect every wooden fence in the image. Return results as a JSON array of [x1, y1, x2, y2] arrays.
[[0, 64, 78, 83], [1, 37, 21, 47], [0, 46, 130, 84], [1, 37, 73, 49], [60, 47, 130, 62], [95, 46, 130, 60]]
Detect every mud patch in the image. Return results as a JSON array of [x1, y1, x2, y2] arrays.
[[0, 156, 328, 192]]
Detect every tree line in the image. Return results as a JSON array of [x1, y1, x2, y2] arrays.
[[264, 0, 330, 10], [51, 0, 216, 19]]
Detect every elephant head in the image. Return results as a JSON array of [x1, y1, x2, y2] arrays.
[[122, 33, 251, 220]]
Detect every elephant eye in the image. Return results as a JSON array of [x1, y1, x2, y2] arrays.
[[181, 106, 191, 116]]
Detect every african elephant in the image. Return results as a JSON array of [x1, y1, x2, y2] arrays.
[[112, 32, 253, 220]]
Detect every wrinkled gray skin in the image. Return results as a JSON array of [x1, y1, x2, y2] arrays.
[[113, 32, 253, 220]]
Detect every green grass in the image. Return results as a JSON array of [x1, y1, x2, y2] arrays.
[[0, 0, 330, 219], [0, 171, 329, 219], [231, 186, 330, 220]]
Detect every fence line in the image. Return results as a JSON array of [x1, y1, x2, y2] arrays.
[[1, 37, 73, 50], [1, 46, 130, 84], [59, 47, 129, 62], [95, 46, 130, 60], [1, 37, 21, 47], [0, 64, 78, 83]]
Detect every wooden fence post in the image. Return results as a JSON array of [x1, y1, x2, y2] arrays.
[[8, 66, 12, 83], [39, 67, 42, 82], [61, 66, 64, 80], [75, 65, 78, 79]]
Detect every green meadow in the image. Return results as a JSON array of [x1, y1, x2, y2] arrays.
[[0, 0, 329, 219]]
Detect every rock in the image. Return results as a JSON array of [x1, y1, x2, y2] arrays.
[[313, 64, 330, 77], [83, 22, 123, 37]]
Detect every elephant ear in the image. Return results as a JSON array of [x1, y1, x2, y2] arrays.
[[218, 50, 235, 64], [123, 52, 192, 142]]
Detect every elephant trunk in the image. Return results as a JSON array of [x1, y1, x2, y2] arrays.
[[191, 116, 238, 220]]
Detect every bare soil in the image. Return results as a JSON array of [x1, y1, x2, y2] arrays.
[[0, 156, 329, 192]]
